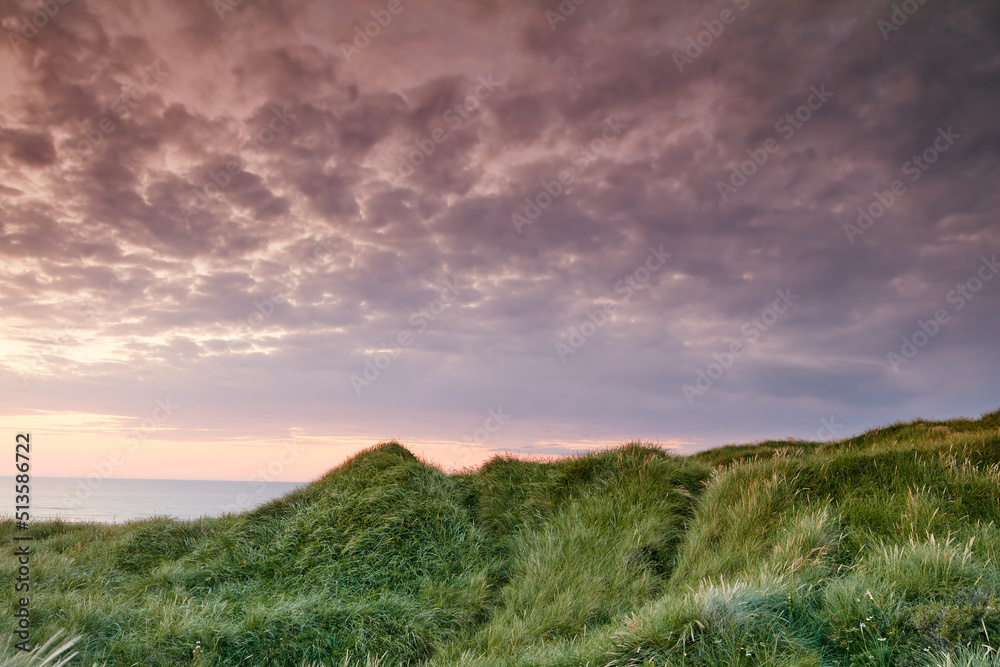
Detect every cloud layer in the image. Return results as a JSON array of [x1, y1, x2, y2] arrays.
[[2, 0, 998, 475]]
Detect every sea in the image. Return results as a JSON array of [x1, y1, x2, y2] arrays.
[[1, 476, 307, 524]]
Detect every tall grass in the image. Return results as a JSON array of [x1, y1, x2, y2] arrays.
[[1, 410, 998, 666], [1, 631, 87, 667]]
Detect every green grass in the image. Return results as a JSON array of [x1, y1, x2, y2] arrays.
[[3, 409, 999, 666]]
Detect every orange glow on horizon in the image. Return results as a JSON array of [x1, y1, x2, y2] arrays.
[[1, 411, 695, 482]]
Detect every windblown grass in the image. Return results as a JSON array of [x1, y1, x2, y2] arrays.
[[2, 410, 998, 666]]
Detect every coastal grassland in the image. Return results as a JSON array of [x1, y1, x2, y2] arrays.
[[2, 410, 999, 666]]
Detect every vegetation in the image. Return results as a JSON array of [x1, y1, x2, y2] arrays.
[[3, 410, 999, 666]]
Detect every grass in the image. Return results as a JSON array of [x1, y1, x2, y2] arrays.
[[2, 409, 999, 666]]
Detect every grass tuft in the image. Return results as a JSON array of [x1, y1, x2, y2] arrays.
[[2, 410, 998, 665]]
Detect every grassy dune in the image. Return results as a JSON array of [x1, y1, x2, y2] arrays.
[[3, 410, 1000, 666]]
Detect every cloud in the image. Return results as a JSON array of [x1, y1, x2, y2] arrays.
[[1, 0, 998, 475]]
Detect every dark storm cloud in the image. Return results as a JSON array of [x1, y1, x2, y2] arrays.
[[1, 0, 998, 454]]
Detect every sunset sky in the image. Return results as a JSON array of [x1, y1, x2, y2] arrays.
[[1, 0, 998, 482]]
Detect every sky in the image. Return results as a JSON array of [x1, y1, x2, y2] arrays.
[[1, 0, 998, 483]]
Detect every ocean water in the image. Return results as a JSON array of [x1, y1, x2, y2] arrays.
[[2, 476, 307, 524]]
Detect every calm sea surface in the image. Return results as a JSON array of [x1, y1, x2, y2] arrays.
[[1, 476, 307, 524]]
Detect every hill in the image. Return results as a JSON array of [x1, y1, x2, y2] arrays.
[[3, 410, 999, 666]]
